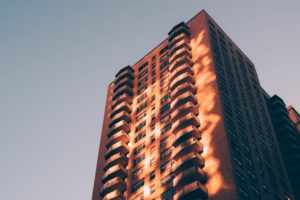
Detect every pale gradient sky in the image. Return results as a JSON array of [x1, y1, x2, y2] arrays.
[[0, 1, 299, 200]]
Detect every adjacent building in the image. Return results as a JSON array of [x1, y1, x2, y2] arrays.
[[92, 10, 296, 200]]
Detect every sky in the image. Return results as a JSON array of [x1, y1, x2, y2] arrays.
[[0, 1, 299, 200]]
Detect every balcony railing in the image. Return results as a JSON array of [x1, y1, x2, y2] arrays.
[[107, 120, 130, 138], [169, 34, 191, 53], [169, 64, 194, 83], [105, 141, 129, 159], [172, 113, 200, 133], [171, 82, 196, 101], [103, 153, 128, 171], [114, 68, 134, 86], [173, 152, 204, 175], [102, 164, 128, 183], [173, 180, 208, 200], [172, 137, 203, 160], [171, 91, 198, 111], [170, 72, 195, 91], [112, 85, 133, 101], [111, 93, 132, 110], [172, 125, 201, 147], [169, 55, 193, 72], [110, 102, 131, 119], [171, 102, 198, 122], [168, 22, 190, 42], [113, 77, 134, 93], [169, 47, 192, 65], [106, 130, 129, 148], [173, 166, 206, 189], [169, 41, 191, 58], [109, 111, 131, 128], [100, 177, 126, 197], [103, 190, 125, 200]]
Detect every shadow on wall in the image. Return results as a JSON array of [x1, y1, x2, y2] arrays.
[[191, 30, 236, 199]]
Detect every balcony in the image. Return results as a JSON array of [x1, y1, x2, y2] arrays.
[[103, 153, 128, 171], [169, 64, 194, 83], [173, 152, 204, 175], [113, 77, 134, 93], [172, 137, 203, 160], [110, 102, 131, 119], [171, 83, 196, 101], [171, 102, 198, 122], [103, 190, 125, 200], [170, 72, 195, 91], [109, 111, 131, 128], [112, 85, 133, 101], [171, 91, 198, 110], [111, 93, 132, 110], [106, 130, 129, 148], [114, 66, 134, 86], [169, 33, 190, 52], [169, 47, 192, 65], [173, 166, 206, 190], [169, 55, 193, 72], [100, 177, 126, 197], [173, 125, 201, 147], [105, 141, 129, 159], [107, 120, 130, 138], [172, 113, 200, 133], [102, 164, 128, 183], [173, 181, 208, 200], [168, 22, 190, 42], [169, 41, 191, 58]]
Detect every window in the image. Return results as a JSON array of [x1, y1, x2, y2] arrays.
[[136, 102, 147, 113], [138, 76, 148, 87], [135, 131, 146, 143], [151, 135, 155, 143], [160, 148, 172, 160], [138, 84, 147, 95], [151, 124, 155, 131], [159, 53, 168, 63], [151, 77, 156, 84], [134, 142, 145, 155], [161, 174, 173, 186], [160, 103, 170, 114], [137, 93, 147, 103], [160, 123, 172, 135], [138, 61, 148, 72], [150, 184, 155, 194], [160, 77, 168, 86], [150, 158, 155, 167], [159, 45, 168, 55], [151, 95, 155, 102], [132, 178, 144, 193], [132, 192, 144, 200], [151, 62, 156, 69], [151, 104, 155, 111], [133, 153, 145, 166], [138, 68, 148, 79], [160, 60, 169, 70], [160, 113, 171, 123], [152, 86, 156, 92], [160, 93, 170, 104], [151, 70, 156, 76], [136, 111, 147, 122], [161, 187, 174, 200], [160, 85, 169, 94], [150, 170, 155, 180], [150, 145, 155, 154], [136, 121, 146, 132], [152, 55, 156, 61], [160, 68, 169, 78], [151, 113, 155, 121], [132, 166, 145, 180], [160, 136, 169, 148]]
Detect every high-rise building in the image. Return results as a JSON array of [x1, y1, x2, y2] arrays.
[[287, 106, 300, 134], [92, 10, 295, 200], [264, 94, 300, 200]]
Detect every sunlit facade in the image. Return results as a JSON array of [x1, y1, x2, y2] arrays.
[[92, 10, 295, 200]]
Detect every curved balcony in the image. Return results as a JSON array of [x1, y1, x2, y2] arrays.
[[169, 47, 192, 65], [111, 93, 132, 110], [169, 33, 190, 52], [114, 66, 134, 86], [103, 153, 128, 171], [171, 102, 198, 122], [169, 41, 191, 58], [105, 141, 129, 159], [107, 120, 130, 138], [169, 64, 194, 83], [110, 102, 131, 119], [109, 111, 131, 128], [112, 85, 133, 101], [172, 113, 200, 133], [171, 91, 198, 111], [103, 190, 125, 200], [173, 152, 205, 175], [173, 166, 206, 190], [173, 181, 208, 200], [171, 83, 196, 101], [168, 22, 190, 42], [173, 125, 201, 147], [170, 72, 195, 91], [113, 77, 134, 93], [172, 137, 203, 160], [106, 130, 129, 148], [100, 177, 126, 197], [102, 164, 128, 183], [169, 55, 193, 72]]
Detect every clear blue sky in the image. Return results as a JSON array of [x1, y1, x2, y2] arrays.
[[0, 1, 299, 200]]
